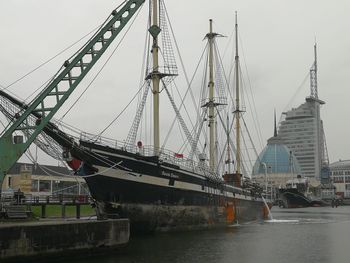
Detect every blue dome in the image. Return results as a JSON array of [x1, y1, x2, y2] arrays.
[[252, 136, 302, 175]]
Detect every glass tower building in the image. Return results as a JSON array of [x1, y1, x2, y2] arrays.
[[278, 97, 325, 179], [277, 44, 328, 180]]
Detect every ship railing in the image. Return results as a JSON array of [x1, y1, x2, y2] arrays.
[[79, 132, 221, 180]]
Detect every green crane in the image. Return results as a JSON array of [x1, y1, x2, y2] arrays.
[[0, 0, 145, 194]]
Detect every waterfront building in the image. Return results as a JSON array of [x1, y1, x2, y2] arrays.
[[278, 98, 325, 179], [0, 162, 89, 197], [252, 113, 302, 188], [277, 44, 328, 180], [329, 160, 350, 198]]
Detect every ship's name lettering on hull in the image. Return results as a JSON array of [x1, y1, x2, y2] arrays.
[[161, 171, 179, 179]]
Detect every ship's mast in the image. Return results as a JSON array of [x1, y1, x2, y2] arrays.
[[226, 114, 232, 174], [234, 12, 241, 175], [150, 0, 161, 156], [208, 19, 216, 172]]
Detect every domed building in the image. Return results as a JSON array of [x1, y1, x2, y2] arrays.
[[252, 114, 302, 188]]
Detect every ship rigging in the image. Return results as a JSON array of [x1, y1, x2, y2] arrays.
[[0, 0, 269, 232]]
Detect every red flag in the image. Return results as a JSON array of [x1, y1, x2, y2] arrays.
[[174, 153, 184, 158]]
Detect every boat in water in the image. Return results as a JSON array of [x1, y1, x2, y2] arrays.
[[0, 0, 270, 233], [278, 176, 312, 208]]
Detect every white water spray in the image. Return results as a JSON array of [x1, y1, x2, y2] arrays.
[[261, 196, 300, 224], [261, 196, 273, 220]]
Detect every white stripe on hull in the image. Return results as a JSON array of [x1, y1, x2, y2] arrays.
[[94, 165, 262, 203]]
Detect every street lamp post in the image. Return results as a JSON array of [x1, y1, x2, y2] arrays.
[[261, 162, 268, 194]]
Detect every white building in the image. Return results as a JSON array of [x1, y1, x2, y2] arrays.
[[1, 162, 89, 197], [330, 160, 350, 198], [277, 44, 329, 180], [278, 96, 325, 179]]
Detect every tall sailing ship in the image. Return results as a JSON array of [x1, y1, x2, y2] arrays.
[[71, 3, 268, 232], [0, 0, 270, 233]]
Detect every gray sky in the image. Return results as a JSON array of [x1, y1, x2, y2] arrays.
[[0, 0, 349, 164]]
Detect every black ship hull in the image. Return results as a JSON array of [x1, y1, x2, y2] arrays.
[[77, 141, 268, 233], [278, 188, 311, 208]]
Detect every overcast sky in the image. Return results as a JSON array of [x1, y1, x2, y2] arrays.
[[0, 0, 349, 164]]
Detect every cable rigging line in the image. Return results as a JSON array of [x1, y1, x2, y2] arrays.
[[25, 1, 129, 107], [135, 13, 152, 143], [239, 35, 264, 150], [95, 82, 147, 139], [20, 119, 135, 176], [214, 41, 235, 110], [59, 4, 144, 123], [1, 1, 141, 138], [0, 83, 24, 102], [0, 1, 136, 143], [162, 2, 202, 126], [161, 43, 208, 152], [241, 116, 260, 171], [281, 72, 310, 123], [199, 49, 210, 154], [1, 26, 102, 94], [24, 145, 124, 180]]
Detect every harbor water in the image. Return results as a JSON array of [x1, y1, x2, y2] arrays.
[[68, 206, 350, 263]]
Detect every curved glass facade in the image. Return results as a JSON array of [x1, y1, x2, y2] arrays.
[[252, 137, 302, 175]]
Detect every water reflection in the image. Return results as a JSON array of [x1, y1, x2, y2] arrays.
[[69, 206, 350, 263]]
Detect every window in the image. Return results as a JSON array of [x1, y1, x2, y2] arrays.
[[31, 180, 39, 192], [80, 183, 90, 195], [52, 181, 79, 194], [39, 180, 51, 192], [333, 177, 344, 183]]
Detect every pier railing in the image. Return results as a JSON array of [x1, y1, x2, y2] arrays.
[[1, 192, 91, 205]]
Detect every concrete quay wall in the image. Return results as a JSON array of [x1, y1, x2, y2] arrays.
[[0, 219, 129, 260]]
